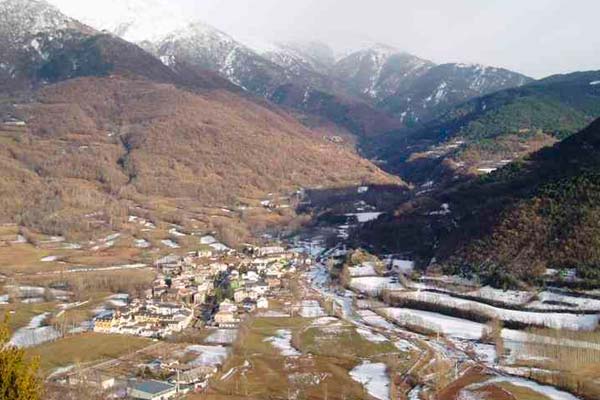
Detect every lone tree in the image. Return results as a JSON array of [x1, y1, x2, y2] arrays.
[[0, 316, 42, 400]]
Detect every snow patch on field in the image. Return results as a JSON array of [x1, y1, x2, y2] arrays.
[[9, 313, 61, 348], [255, 310, 290, 318], [134, 239, 151, 248], [310, 316, 342, 327], [350, 277, 402, 296], [348, 262, 378, 277], [394, 339, 417, 352], [264, 329, 300, 356], [356, 327, 388, 343], [349, 362, 390, 400], [298, 300, 326, 318], [388, 259, 414, 275], [467, 376, 580, 400], [185, 345, 229, 368], [467, 286, 534, 306], [394, 291, 599, 330], [407, 386, 422, 400], [161, 239, 180, 248], [528, 291, 600, 311], [357, 310, 398, 331], [382, 307, 484, 340], [205, 329, 237, 344], [169, 228, 186, 237], [47, 364, 75, 379]]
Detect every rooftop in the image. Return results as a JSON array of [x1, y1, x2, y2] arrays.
[[132, 379, 175, 395]]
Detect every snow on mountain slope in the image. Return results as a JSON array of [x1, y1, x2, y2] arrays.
[[333, 45, 434, 100], [334, 44, 531, 123], [380, 62, 533, 123], [0, 0, 94, 89], [48, 0, 192, 42], [261, 41, 335, 75], [1, 0, 77, 41], [144, 22, 285, 95]]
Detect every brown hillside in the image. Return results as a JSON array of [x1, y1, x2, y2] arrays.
[[0, 76, 400, 239]]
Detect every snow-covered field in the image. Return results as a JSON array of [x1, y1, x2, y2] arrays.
[[348, 262, 378, 277], [264, 329, 300, 356], [185, 345, 229, 368], [349, 362, 390, 400], [205, 329, 238, 344], [9, 313, 61, 348], [393, 291, 599, 330], [466, 286, 534, 306], [381, 307, 484, 340], [388, 259, 414, 275], [298, 300, 326, 318], [381, 307, 600, 353], [350, 277, 402, 296], [527, 291, 600, 311]]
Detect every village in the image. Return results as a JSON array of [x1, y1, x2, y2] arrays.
[[92, 239, 296, 338], [44, 236, 310, 399]]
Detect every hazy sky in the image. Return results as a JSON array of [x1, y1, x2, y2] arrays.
[[176, 0, 600, 78]]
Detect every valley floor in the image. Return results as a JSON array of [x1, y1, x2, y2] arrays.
[[2, 194, 600, 400]]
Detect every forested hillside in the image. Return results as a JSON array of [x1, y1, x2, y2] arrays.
[[357, 118, 600, 288], [0, 77, 399, 240], [367, 70, 600, 185]]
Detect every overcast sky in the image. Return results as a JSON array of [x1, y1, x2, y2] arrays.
[[173, 0, 599, 78]]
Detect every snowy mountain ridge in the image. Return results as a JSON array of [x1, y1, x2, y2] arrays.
[[47, 0, 193, 43], [0, 0, 80, 43]]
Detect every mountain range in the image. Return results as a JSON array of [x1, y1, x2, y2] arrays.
[[44, 0, 533, 138]]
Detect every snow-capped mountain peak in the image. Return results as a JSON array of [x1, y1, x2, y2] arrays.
[[0, 0, 79, 42], [258, 41, 335, 75], [48, 0, 193, 42]]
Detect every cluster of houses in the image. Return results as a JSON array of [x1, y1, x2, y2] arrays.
[[93, 299, 194, 338], [91, 238, 305, 338], [213, 245, 297, 326], [53, 235, 312, 398]]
